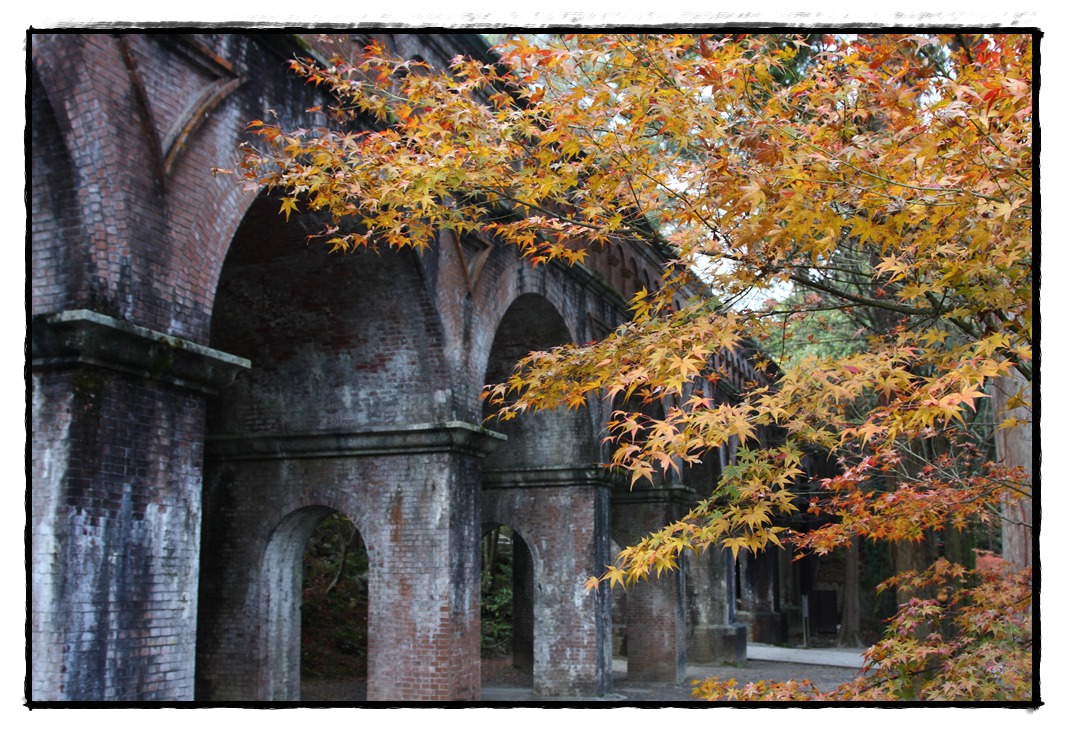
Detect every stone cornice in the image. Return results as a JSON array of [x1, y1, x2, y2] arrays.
[[206, 421, 506, 461], [31, 309, 250, 394], [481, 465, 610, 489], [610, 483, 697, 505]]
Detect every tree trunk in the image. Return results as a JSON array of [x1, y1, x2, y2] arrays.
[[992, 369, 1033, 569], [887, 442, 937, 606], [837, 541, 862, 647], [482, 527, 500, 591], [890, 532, 936, 606], [326, 521, 361, 594]]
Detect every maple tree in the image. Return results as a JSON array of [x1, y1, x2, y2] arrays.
[[232, 32, 1034, 701]]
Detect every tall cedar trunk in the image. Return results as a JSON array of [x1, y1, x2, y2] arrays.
[[992, 370, 1033, 569], [890, 536, 936, 605], [482, 527, 500, 591], [887, 441, 937, 607], [837, 541, 862, 647]]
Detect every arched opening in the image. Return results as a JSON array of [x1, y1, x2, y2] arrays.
[[253, 506, 371, 702], [202, 193, 447, 438], [480, 524, 535, 692], [196, 191, 450, 700], [300, 512, 369, 702], [481, 293, 591, 470]]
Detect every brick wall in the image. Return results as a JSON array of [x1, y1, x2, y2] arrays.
[[29, 31, 345, 702], [482, 478, 611, 697]]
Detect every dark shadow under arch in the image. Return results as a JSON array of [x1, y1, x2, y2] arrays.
[[480, 523, 535, 689], [300, 512, 369, 702], [481, 293, 595, 471]]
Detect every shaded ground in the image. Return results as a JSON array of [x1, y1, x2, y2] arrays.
[[606, 658, 862, 704], [301, 653, 864, 704]]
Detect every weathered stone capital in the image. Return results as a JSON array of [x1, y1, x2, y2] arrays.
[[205, 421, 506, 460], [31, 309, 250, 394]]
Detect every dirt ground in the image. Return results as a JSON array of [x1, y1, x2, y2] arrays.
[[300, 654, 863, 704]]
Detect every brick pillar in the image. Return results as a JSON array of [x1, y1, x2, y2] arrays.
[[686, 547, 747, 664], [30, 310, 247, 701], [738, 548, 786, 645], [482, 468, 612, 698], [365, 448, 484, 702], [611, 485, 690, 683], [685, 436, 747, 664]]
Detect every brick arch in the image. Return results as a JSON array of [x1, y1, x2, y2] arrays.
[[197, 189, 464, 702], [162, 37, 336, 341], [30, 63, 87, 318], [259, 504, 342, 701], [28, 34, 334, 340], [478, 512, 545, 589], [479, 522, 537, 674], [197, 445, 484, 701], [206, 192, 450, 434], [479, 292, 597, 471], [32, 32, 750, 703], [196, 465, 377, 701], [478, 500, 543, 679], [481, 292, 573, 383], [30, 34, 163, 326], [473, 268, 578, 364], [255, 495, 387, 700]]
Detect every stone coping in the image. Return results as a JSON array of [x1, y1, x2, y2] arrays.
[[481, 465, 610, 489], [610, 483, 698, 504], [206, 421, 506, 460], [31, 309, 250, 394]]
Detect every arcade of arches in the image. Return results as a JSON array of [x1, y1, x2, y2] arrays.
[[30, 32, 783, 702]]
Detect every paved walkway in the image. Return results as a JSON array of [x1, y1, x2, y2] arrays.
[[746, 642, 866, 668], [481, 643, 869, 703]]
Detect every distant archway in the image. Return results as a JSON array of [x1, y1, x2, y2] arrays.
[[480, 523, 535, 689], [300, 512, 369, 701]]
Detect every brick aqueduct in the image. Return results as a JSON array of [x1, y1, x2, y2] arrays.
[[30, 32, 779, 702]]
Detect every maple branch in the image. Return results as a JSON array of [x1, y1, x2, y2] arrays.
[[922, 294, 1032, 381], [776, 127, 1018, 206], [787, 270, 935, 318]]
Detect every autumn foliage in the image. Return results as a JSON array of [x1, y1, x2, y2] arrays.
[[233, 33, 1034, 702], [694, 559, 1032, 701]]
